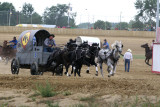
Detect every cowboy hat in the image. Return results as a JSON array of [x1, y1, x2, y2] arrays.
[[127, 49, 132, 52]]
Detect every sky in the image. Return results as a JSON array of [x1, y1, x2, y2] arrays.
[[1, 0, 138, 24]]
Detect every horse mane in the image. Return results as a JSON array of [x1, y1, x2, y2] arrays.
[[111, 41, 122, 49]]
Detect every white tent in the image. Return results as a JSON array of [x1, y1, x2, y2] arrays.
[[76, 36, 101, 47]]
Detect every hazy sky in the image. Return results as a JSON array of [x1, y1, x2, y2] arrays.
[[1, 0, 137, 24]]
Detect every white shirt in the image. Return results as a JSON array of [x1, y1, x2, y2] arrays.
[[123, 52, 133, 61]]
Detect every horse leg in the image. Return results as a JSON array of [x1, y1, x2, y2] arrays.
[[86, 66, 90, 74], [95, 64, 98, 75], [108, 65, 113, 77], [52, 64, 59, 76], [147, 59, 151, 66], [70, 65, 74, 76], [112, 65, 116, 76], [99, 63, 103, 77], [74, 67, 77, 77], [64, 64, 70, 76], [78, 67, 81, 77], [145, 58, 148, 65]]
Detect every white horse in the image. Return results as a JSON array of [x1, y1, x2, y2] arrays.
[[97, 41, 123, 77]]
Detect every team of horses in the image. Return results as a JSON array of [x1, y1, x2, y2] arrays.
[[0, 40, 16, 63], [44, 40, 124, 77]]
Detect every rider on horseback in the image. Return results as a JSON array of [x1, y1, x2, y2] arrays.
[[8, 37, 18, 49], [150, 40, 155, 50]]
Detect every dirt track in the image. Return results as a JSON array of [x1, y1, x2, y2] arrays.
[[0, 34, 159, 107]]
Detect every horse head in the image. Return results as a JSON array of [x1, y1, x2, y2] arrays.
[[111, 41, 123, 54], [69, 39, 76, 44], [3, 40, 8, 48], [65, 42, 77, 51], [141, 43, 149, 48], [90, 43, 100, 57], [80, 41, 89, 50]]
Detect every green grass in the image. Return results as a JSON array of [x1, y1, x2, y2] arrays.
[[46, 101, 59, 107], [63, 91, 71, 96], [121, 54, 145, 59], [72, 104, 87, 107], [80, 96, 98, 107], [80, 97, 95, 102], [133, 55, 145, 59], [0, 102, 8, 107], [36, 81, 57, 97]]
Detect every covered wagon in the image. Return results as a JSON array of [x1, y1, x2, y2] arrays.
[[11, 29, 61, 75], [76, 36, 101, 47]]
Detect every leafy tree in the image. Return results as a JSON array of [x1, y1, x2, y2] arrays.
[[135, 0, 157, 24], [43, 4, 76, 27], [0, 2, 16, 26], [105, 21, 111, 30], [94, 20, 105, 29], [129, 20, 144, 30], [32, 12, 42, 24], [116, 22, 129, 30], [94, 20, 112, 30], [22, 3, 34, 16], [77, 22, 93, 29], [21, 3, 42, 24]]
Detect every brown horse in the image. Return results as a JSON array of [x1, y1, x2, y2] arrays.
[[0, 40, 16, 63], [141, 43, 152, 66]]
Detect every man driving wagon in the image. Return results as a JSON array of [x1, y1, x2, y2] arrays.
[[44, 34, 56, 52], [8, 36, 18, 49]]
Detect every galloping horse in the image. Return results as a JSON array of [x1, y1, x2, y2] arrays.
[[97, 41, 123, 77], [141, 43, 152, 66]]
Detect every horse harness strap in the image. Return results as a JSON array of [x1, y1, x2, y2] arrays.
[[109, 49, 120, 63]]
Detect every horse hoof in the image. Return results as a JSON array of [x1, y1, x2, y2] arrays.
[[64, 72, 67, 75], [95, 74, 98, 76], [108, 75, 111, 77], [111, 74, 114, 76], [86, 70, 89, 74]]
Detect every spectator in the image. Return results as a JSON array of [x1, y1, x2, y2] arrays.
[[123, 49, 133, 72]]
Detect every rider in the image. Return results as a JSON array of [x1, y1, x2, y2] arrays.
[[103, 39, 110, 49], [44, 34, 56, 52], [8, 36, 18, 49], [150, 39, 155, 50]]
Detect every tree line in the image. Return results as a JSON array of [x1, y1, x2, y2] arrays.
[[0, 0, 158, 31]]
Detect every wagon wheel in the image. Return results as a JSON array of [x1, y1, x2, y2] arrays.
[[30, 62, 42, 75], [30, 62, 39, 75], [11, 58, 19, 74]]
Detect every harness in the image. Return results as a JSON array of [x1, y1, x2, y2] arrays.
[[108, 48, 120, 64]]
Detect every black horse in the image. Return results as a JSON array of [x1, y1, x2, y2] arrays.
[[46, 41, 78, 76], [84, 43, 100, 74], [141, 43, 152, 66]]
